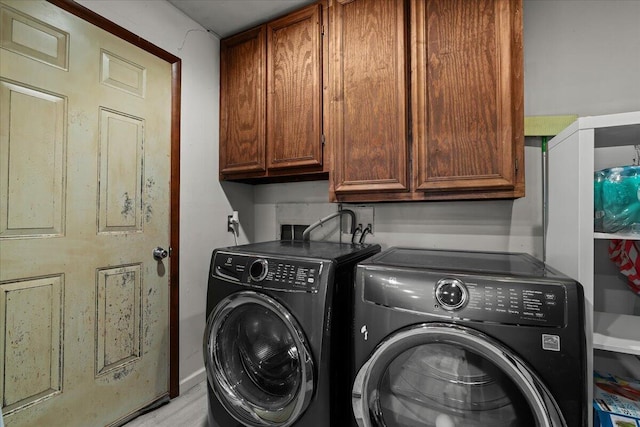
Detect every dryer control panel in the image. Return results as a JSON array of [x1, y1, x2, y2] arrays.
[[363, 268, 568, 327], [213, 252, 322, 293]]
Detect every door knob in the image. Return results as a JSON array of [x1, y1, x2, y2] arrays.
[[153, 247, 169, 261]]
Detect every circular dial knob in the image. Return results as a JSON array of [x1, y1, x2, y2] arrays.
[[435, 278, 469, 310], [249, 259, 269, 282]]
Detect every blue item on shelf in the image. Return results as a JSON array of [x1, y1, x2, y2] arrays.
[[599, 166, 640, 233]]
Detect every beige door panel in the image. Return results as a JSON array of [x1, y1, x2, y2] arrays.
[[0, 1, 171, 425]]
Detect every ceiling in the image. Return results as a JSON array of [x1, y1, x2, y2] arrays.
[[167, 0, 317, 38]]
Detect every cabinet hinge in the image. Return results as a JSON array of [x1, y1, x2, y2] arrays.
[[515, 157, 519, 174], [321, 25, 325, 36], [321, 134, 326, 146]]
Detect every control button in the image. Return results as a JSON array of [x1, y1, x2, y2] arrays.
[[249, 259, 269, 282], [435, 278, 469, 310], [545, 293, 556, 300]]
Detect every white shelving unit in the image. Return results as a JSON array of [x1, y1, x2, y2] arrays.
[[593, 311, 640, 354], [546, 111, 640, 426]]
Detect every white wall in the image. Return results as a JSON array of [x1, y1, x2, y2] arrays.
[[254, 0, 640, 257], [254, 146, 542, 255], [524, 0, 640, 117], [77, 0, 640, 396], [76, 0, 255, 393]]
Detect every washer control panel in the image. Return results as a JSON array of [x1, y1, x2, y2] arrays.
[[213, 252, 322, 293], [363, 268, 567, 327], [462, 280, 566, 326]]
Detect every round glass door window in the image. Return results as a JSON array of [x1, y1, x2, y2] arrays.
[[204, 291, 313, 426], [377, 343, 534, 427], [352, 324, 564, 427]]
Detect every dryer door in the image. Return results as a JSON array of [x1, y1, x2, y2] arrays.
[[204, 290, 314, 427], [352, 323, 566, 427]]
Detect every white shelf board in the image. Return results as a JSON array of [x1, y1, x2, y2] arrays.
[[595, 232, 640, 240], [593, 311, 640, 355], [547, 111, 640, 151]]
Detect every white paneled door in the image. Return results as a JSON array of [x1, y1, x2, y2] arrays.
[[0, 1, 174, 425]]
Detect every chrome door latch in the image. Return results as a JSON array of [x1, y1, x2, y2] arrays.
[[153, 247, 169, 261]]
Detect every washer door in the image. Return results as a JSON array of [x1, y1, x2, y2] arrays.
[[352, 323, 566, 427], [204, 290, 314, 426]]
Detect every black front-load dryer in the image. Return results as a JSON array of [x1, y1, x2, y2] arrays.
[[204, 240, 380, 427], [351, 247, 587, 427]]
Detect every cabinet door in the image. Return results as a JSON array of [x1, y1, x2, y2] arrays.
[[220, 26, 266, 177], [329, 0, 409, 194], [411, 0, 524, 196], [267, 4, 323, 171]]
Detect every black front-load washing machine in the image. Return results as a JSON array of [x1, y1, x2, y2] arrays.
[[351, 247, 587, 427], [203, 240, 380, 427]]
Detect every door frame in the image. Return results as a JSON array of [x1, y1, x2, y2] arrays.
[[45, 0, 181, 398]]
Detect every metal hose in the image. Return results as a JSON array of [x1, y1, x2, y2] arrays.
[[302, 209, 356, 241]]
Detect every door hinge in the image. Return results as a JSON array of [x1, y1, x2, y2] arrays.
[[321, 25, 325, 36], [515, 158, 519, 174]]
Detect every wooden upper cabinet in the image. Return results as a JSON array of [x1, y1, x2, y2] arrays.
[[411, 0, 524, 198], [219, 26, 266, 177], [328, 0, 409, 195], [219, 3, 325, 181], [329, 0, 524, 202], [267, 4, 323, 171]]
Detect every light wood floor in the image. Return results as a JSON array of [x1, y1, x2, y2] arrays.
[[124, 381, 208, 427]]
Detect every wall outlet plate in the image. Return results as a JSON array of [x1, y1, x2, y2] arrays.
[[227, 211, 238, 233]]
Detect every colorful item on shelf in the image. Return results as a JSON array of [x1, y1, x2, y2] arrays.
[[608, 239, 640, 296], [593, 371, 640, 427], [597, 166, 640, 233]]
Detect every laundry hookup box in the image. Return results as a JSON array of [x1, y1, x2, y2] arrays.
[[594, 371, 640, 427]]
